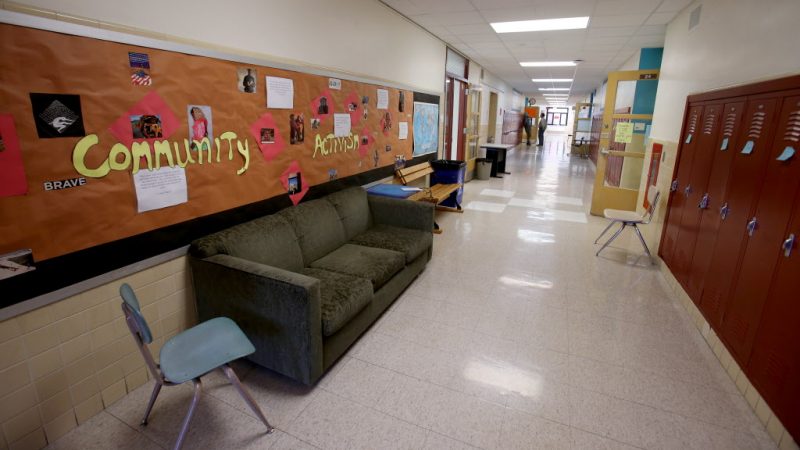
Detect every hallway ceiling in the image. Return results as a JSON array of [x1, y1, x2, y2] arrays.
[[380, 0, 692, 106]]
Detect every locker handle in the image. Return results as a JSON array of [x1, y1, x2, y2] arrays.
[[670, 180, 679, 192], [747, 217, 758, 236], [683, 184, 692, 197], [720, 203, 730, 220], [783, 233, 796, 257], [698, 193, 710, 209]]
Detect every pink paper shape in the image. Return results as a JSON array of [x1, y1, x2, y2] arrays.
[[0, 114, 28, 197], [280, 160, 309, 205], [108, 91, 179, 147], [344, 91, 362, 127], [358, 126, 374, 158], [249, 112, 286, 161], [310, 89, 337, 123]]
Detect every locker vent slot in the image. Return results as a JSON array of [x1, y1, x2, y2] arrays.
[[785, 110, 800, 142], [748, 111, 766, 139], [687, 111, 700, 134], [703, 111, 717, 135], [722, 111, 737, 137]]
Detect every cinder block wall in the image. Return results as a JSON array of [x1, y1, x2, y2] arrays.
[[0, 257, 196, 449]]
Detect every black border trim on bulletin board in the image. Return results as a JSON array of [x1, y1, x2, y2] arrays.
[[2, 151, 438, 308]]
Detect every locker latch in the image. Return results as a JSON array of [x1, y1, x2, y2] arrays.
[[783, 233, 796, 257], [698, 193, 710, 209], [684, 184, 693, 197], [720, 203, 730, 220], [747, 217, 758, 236], [670, 180, 679, 192]]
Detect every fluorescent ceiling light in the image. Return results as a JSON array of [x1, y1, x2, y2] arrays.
[[491, 16, 589, 34], [543, 93, 569, 96], [521, 61, 577, 67], [539, 88, 570, 91], [531, 78, 573, 82]]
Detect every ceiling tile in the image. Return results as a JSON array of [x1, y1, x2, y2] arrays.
[[594, 0, 660, 16], [589, 14, 649, 27], [656, 0, 693, 13], [421, 11, 486, 25], [636, 24, 666, 35], [458, 33, 504, 44], [445, 23, 496, 35], [532, 0, 597, 18], [478, 7, 540, 23], [407, 0, 476, 14], [585, 25, 639, 37], [645, 11, 678, 25], [380, 0, 425, 16], [469, 0, 536, 8]]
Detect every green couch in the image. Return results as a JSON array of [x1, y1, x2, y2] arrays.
[[189, 187, 434, 384]]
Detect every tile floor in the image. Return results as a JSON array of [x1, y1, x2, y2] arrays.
[[47, 137, 777, 449]]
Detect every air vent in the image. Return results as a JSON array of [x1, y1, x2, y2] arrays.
[[687, 110, 700, 134], [785, 110, 800, 142], [703, 111, 717, 135], [748, 109, 766, 139], [722, 110, 737, 137], [689, 5, 702, 30]]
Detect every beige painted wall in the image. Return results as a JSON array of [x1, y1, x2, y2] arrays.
[[0, 1, 450, 448]]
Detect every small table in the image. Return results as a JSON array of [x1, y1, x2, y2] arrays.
[[480, 144, 515, 178]]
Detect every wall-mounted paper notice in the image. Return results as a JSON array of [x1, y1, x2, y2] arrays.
[[377, 89, 389, 110], [614, 122, 633, 144], [133, 166, 188, 213], [720, 137, 729, 151], [399, 121, 408, 140], [333, 113, 351, 137], [328, 78, 342, 90], [741, 140, 754, 154], [266, 76, 294, 109]]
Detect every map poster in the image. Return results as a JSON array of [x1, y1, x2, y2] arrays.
[[412, 101, 438, 155]]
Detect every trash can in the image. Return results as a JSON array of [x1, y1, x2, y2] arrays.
[[430, 159, 466, 208], [475, 158, 491, 180]]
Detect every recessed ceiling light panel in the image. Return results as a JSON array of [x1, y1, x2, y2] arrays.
[[539, 88, 571, 91], [491, 17, 589, 33], [531, 78, 573, 82], [520, 61, 577, 67]]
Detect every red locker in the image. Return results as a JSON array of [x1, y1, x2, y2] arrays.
[[660, 105, 704, 268], [685, 101, 746, 302], [721, 94, 800, 365], [698, 97, 780, 329], [747, 184, 800, 442], [670, 103, 724, 289]]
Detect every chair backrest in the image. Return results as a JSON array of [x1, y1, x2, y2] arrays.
[[642, 190, 661, 224], [120, 283, 163, 381], [396, 162, 433, 185]]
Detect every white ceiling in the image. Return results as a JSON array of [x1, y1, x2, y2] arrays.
[[380, 0, 693, 106]]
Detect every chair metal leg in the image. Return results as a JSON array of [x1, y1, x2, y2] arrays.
[[594, 220, 617, 244], [596, 222, 626, 256], [633, 224, 654, 263], [174, 379, 202, 450], [141, 381, 163, 426], [222, 364, 275, 433]]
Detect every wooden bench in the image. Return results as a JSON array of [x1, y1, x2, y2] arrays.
[[396, 162, 463, 233]]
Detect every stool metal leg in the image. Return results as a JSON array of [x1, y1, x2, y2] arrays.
[[222, 364, 275, 434], [596, 222, 626, 257], [594, 220, 617, 244], [633, 224, 654, 263], [141, 381, 163, 426], [174, 379, 202, 450]]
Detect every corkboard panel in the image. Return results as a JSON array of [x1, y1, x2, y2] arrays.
[[0, 23, 418, 261]]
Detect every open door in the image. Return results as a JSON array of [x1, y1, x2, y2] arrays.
[[590, 69, 659, 216], [488, 91, 498, 143], [464, 84, 481, 178]]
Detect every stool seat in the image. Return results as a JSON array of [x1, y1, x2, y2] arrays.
[[603, 208, 644, 223], [160, 317, 255, 384]]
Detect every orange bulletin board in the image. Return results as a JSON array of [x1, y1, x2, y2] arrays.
[[0, 23, 420, 266]]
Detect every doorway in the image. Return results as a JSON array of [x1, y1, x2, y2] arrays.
[[589, 69, 659, 215], [487, 92, 498, 143], [445, 77, 467, 160]]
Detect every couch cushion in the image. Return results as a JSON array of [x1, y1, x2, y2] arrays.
[[278, 198, 347, 265], [325, 187, 372, 240], [350, 224, 432, 264], [300, 268, 373, 337], [310, 244, 405, 290], [190, 214, 304, 271]]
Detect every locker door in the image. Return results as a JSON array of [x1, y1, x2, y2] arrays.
[[686, 101, 746, 302], [722, 95, 800, 365], [660, 105, 704, 267], [747, 183, 800, 442], [670, 103, 724, 289], [698, 97, 780, 329]]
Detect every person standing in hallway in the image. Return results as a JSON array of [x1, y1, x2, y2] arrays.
[[537, 112, 547, 146], [523, 111, 533, 145]]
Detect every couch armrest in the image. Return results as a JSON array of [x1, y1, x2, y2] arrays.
[[368, 195, 435, 232], [190, 254, 324, 384]]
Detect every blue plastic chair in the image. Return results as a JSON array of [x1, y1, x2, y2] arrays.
[[120, 283, 274, 450]]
